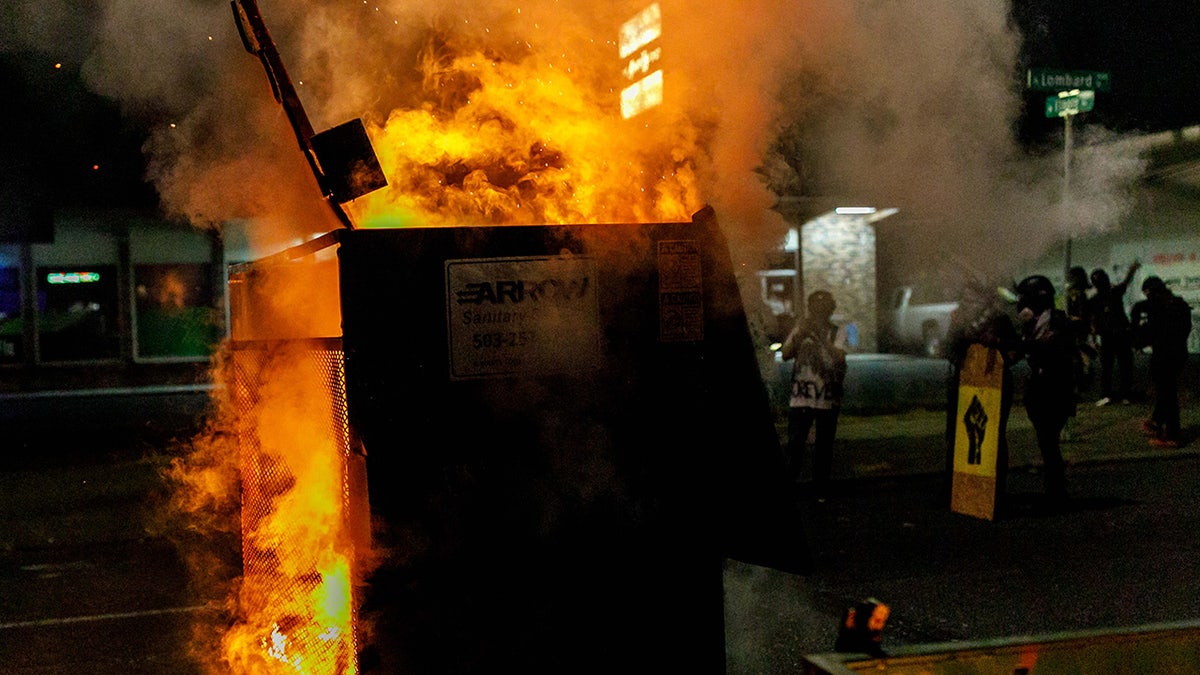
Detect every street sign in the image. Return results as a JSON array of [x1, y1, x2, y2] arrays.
[[1045, 90, 1095, 118], [1027, 68, 1111, 93]]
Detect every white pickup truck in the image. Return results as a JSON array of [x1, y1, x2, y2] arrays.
[[885, 286, 958, 357]]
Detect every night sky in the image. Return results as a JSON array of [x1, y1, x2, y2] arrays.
[[0, 53, 158, 203], [1012, 0, 1200, 143], [0, 51, 158, 240]]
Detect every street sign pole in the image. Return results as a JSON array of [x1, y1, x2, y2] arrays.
[[1043, 87, 1097, 277], [1029, 68, 1111, 282], [1063, 106, 1072, 200], [1064, 109, 1073, 278]]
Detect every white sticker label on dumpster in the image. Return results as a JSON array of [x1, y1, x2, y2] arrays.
[[446, 255, 602, 379], [657, 239, 704, 342]]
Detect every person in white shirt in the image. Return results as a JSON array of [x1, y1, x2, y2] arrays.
[[780, 290, 848, 500]]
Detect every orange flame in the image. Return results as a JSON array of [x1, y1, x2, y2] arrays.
[[347, 37, 703, 227], [223, 344, 361, 675], [165, 340, 362, 675], [177, 6, 711, 674]]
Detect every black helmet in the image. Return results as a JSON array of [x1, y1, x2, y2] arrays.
[[1016, 275, 1055, 313], [1067, 266, 1090, 289], [807, 289, 836, 317]]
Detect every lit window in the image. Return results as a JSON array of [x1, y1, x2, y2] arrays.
[[37, 265, 119, 362], [134, 263, 223, 359]]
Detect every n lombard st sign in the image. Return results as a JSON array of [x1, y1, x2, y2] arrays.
[[1027, 67, 1111, 93]]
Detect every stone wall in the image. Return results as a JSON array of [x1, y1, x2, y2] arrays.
[[801, 214, 877, 352]]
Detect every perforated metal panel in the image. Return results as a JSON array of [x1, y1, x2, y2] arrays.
[[231, 339, 366, 674], [227, 220, 797, 673]]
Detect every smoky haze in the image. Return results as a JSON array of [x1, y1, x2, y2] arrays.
[[2, 3, 1155, 668], [8, 0, 1146, 277]]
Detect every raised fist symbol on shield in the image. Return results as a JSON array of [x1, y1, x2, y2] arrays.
[[963, 395, 988, 465]]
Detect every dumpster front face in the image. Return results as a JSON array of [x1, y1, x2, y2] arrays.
[[216, 1, 806, 670], [334, 219, 791, 672], [228, 214, 799, 673]]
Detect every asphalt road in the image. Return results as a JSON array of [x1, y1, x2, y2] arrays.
[[0, 359, 1197, 673], [2, 432, 1196, 673], [725, 453, 1200, 673], [0, 455, 216, 674]]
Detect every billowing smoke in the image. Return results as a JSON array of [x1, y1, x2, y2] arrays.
[[762, 3, 1144, 281], [10, 1, 1146, 276], [6, 1, 1151, 669]]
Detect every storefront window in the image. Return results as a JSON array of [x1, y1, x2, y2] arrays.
[[0, 265, 21, 363], [37, 265, 120, 361], [134, 263, 222, 359]]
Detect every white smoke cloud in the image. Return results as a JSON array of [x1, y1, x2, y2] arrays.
[[8, 4, 1155, 668], [759, 2, 1144, 278], [10, 0, 1146, 278], [3, 1, 100, 64]]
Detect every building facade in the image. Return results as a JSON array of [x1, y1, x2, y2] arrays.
[[0, 209, 226, 392]]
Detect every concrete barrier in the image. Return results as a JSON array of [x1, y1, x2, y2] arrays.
[[802, 620, 1200, 674]]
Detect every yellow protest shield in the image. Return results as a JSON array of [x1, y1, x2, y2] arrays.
[[951, 343, 1005, 520]]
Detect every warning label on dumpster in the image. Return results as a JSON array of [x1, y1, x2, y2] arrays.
[[446, 255, 602, 379], [658, 239, 704, 342]]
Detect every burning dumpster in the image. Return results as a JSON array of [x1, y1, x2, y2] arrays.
[[228, 207, 805, 673], [220, 1, 804, 670]]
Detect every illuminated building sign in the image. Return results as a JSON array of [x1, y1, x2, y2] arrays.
[[619, 3, 661, 58], [621, 70, 663, 120], [619, 3, 663, 119], [47, 272, 100, 284]]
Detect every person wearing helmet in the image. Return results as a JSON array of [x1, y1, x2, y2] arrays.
[[780, 289, 849, 501], [941, 279, 1022, 505], [1130, 276, 1193, 448], [1015, 275, 1074, 507]]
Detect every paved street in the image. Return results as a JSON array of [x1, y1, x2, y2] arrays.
[[0, 366, 1197, 673], [730, 375, 1200, 672], [727, 423, 1200, 672]]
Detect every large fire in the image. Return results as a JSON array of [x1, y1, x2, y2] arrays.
[[176, 3, 714, 674], [188, 336, 365, 675], [345, 4, 704, 227]]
